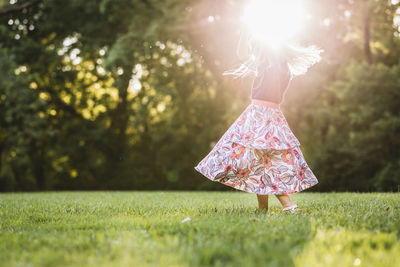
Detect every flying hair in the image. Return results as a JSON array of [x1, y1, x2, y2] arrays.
[[223, 32, 323, 79]]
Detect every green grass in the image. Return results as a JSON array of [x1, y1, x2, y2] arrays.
[[0, 192, 399, 267]]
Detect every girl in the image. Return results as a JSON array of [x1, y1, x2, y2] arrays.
[[194, 31, 322, 213]]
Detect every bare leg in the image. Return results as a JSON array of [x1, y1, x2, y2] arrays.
[[256, 194, 269, 210], [275, 194, 295, 209]]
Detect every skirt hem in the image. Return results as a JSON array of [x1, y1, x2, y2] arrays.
[[194, 165, 319, 195]]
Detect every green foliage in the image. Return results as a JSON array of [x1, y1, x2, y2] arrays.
[[0, 192, 399, 266], [0, 0, 237, 190], [0, 45, 54, 190], [305, 62, 400, 192]]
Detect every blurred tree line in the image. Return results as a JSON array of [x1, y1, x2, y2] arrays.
[[0, 0, 399, 192]]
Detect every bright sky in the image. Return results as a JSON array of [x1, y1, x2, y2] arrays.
[[241, 0, 307, 49]]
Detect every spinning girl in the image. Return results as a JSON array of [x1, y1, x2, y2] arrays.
[[194, 0, 323, 213]]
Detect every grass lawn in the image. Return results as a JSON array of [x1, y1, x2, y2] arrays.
[[0, 191, 399, 267]]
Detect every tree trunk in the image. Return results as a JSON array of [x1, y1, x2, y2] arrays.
[[104, 69, 132, 187], [31, 143, 46, 190], [364, 9, 372, 65]]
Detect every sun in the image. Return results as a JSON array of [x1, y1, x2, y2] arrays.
[[241, 0, 307, 49]]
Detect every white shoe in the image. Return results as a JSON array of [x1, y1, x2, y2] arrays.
[[282, 204, 300, 213]]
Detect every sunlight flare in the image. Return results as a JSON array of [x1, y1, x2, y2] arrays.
[[241, 0, 307, 49]]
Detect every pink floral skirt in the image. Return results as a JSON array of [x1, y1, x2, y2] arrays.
[[194, 100, 318, 195]]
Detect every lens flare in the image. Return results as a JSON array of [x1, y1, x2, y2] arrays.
[[241, 0, 307, 49]]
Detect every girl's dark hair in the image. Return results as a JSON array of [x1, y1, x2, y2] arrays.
[[223, 31, 323, 79]]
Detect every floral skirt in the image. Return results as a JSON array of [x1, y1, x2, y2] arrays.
[[194, 100, 318, 195]]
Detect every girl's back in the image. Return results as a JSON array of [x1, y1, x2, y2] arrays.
[[251, 58, 292, 104]]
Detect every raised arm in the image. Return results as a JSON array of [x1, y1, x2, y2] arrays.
[[236, 31, 251, 61]]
